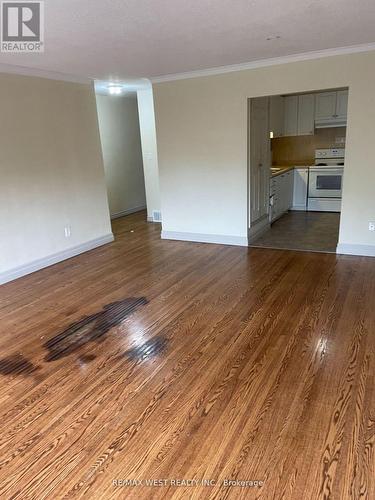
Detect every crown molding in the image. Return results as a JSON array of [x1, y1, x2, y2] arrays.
[[0, 63, 91, 84], [1, 41, 375, 86], [151, 42, 375, 83]]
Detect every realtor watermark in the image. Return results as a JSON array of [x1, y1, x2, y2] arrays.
[[1, 1, 44, 52], [112, 478, 264, 488]]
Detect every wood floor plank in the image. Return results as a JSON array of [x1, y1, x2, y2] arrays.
[[0, 211, 374, 499]]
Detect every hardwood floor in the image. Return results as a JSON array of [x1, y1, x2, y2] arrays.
[[0, 211, 374, 499]]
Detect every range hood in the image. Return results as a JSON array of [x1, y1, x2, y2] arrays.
[[315, 118, 347, 129]]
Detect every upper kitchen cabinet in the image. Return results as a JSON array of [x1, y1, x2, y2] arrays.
[[283, 95, 298, 136], [283, 94, 314, 136], [297, 94, 315, 136], [336, 90, 349, 120], [315, 92, 337, 120], [269, 95, 285, 138], [315, 90, 348, 127]]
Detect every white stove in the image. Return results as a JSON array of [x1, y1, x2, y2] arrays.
[[313, 148, 345, 167], [308, 148, 345, 212]]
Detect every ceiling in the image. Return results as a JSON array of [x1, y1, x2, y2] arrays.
[[1, 0, 375, 82]]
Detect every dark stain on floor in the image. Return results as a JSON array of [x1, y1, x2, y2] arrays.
[[43, 297, 148, 362], [78, 354, 97, 364], [122, 335, 168, 361], [0, 354, 39, 377]]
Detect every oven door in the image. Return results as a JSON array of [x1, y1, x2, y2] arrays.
[[308, 168, 343, 198]]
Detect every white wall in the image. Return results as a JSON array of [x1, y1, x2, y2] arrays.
[[137, 87, 161, 221], [0, 73, 112, 284], [96, 94, 146, 218], [153, 50, 375, 255]]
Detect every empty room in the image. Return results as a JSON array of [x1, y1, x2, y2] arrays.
[[0, 1, 374, 499]]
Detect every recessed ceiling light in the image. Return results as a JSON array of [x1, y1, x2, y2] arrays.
[[108, 85, 123, 95]]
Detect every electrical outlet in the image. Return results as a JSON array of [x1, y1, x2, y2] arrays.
[[369, 222, 375, 232], [64, 225, 71, 238]]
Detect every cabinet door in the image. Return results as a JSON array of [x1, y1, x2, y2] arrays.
[[315, 92, 336, 120], [297, 94, 315, 136], [273, 176, 282, 220], [336, 90, 348, 120], [292, 168, 308, 210], [280, 172, 293, 212], [279, 174, 288, 213], [285, 171, 294, 209], [283, 95, 298, 136], [269, 95, 284, 137]]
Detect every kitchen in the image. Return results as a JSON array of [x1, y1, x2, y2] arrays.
[[249, 88, 348, 252]]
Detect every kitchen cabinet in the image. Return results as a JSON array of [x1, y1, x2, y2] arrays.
[[270, 171, 293, 222], [315, 92, 337, 120], [269, 95, 284, 138], [315, 90, 348, 126], [283, 90, 348, 136], [284, 94, 315, 136], [283, 170, 294, 211], [336, 90, 349, 120], [297, 94, 315, 136], [291, 168, 309, 210], [283, 95, 298, 136]]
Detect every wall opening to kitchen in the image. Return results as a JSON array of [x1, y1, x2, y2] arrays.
[[248, 87, 348, 253]]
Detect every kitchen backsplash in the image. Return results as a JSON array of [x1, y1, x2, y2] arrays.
[[271, 127, 346, 166]]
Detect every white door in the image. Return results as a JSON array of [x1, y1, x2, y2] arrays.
[[250, 97, 270, 224], [336, 90, 348, 120], [283, 95, 298, 136], [259, 104, 271, 219], [315, 92, 336, 120], [297, 94, 315, 136]]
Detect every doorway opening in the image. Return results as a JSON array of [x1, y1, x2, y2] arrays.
[[95, 80, 162, 232], [248, 88, 348, 253], [95, 85, 147, 226]]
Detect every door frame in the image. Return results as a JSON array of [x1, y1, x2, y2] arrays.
[[247, 97, 271, 243]]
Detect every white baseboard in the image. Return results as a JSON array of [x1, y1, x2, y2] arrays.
[[110, 205, 146, 220], [161, 230, 248, 247], [290, 206, 307, 211], [0, 233, 114, 285], [336, 243, 375, 257]]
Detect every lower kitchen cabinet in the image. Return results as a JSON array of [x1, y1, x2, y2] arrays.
[[291, 168, 309, 211], [270, 170, 293, 222]]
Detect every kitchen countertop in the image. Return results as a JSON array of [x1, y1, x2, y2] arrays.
[[270, 166, 295, 178], [270, 165, 313, 178]]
